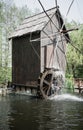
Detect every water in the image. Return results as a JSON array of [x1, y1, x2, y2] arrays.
[[50, 94, 83, 101], [0, 94, 83, 130]]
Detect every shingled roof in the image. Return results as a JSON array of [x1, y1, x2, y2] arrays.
[[9, 7, 57, 39]]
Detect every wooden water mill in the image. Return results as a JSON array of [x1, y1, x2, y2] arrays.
[[8, 2, 70, 99]]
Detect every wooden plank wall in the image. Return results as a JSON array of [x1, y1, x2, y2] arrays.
[[41, 13, 67, 74], [12, 32, 40, 86]]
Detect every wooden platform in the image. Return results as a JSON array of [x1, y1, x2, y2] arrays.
[[74, 78, 83, 93]]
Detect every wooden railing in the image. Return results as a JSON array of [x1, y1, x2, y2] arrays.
[[73, 78, 83, 93]]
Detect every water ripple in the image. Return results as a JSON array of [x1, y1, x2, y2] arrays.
[[49, 94, 83, 102]]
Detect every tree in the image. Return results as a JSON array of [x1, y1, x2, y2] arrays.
[[66, 21, 83, 78]]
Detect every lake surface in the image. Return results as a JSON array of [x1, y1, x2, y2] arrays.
[[0, 93, 83, 130]]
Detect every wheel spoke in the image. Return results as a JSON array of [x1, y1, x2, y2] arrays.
[[43, 79, 50, 86], [47, 86, 51, 96], [43, 86, 48, 90], [43, 86, 48, 91]]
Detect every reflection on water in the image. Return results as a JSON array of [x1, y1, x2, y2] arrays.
[[0, 94, 83, 130], [0, 96, 11, 130]]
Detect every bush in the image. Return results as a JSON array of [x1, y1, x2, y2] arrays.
[[0, 67, 11, 84], [65, 78, 74, 90]]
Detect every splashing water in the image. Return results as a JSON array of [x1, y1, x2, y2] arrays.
[[49, 94, 83, 102]]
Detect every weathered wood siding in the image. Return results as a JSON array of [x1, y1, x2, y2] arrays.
[[41, 13, 66, 74], [12, 32, 40, 86]]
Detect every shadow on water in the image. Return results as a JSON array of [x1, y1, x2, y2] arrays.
[[0, 91, 83, 130]]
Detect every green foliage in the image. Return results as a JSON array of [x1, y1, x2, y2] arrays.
[[63, 78, 74, 93], [0, 67, 11, 83], [66, 21, 83, 78], [65, 78, 74, 90], [74, 65, 83, 78]]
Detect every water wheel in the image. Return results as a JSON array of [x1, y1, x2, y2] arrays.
[[37, 69, 55, 99], [37, 68, 64, 99]]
